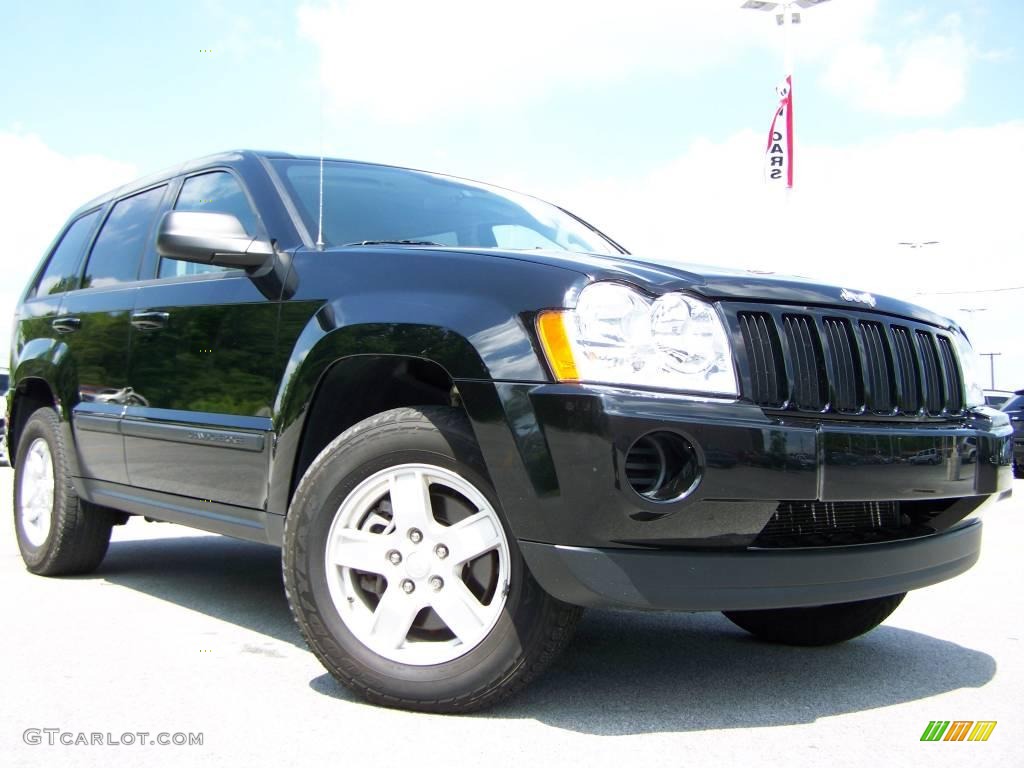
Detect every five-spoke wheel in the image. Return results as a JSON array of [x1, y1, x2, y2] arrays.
[[18, 438, 55, 547], [325, 463, 510, 665], [283, 406, 582, 712]]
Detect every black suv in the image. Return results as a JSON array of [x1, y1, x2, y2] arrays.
[[1001, 391, 1024, 477], [5, 151, 1014, 712]]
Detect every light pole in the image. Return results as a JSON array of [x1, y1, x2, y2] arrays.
[[979, 352, 1001, 390], [741, 0, 834, 80]]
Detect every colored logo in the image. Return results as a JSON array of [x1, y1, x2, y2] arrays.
[[920, 721, 997, 742]]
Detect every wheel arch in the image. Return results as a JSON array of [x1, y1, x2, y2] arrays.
[[270, 349, 473, 514], [266, 304, 551, 517], [303, 353, 459, 485], [7, 376, 62, 470]]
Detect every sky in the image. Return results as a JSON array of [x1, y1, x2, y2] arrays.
[[1, 0, 1022, 388]]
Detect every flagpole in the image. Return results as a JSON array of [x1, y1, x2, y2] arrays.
[[783, 2, 793, 82], [744, 0, 836, 258], [783, 3, 793, 212]]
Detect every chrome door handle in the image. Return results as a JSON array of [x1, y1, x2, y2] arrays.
[[131, 311, 170, 331], [51, 316, 81, 334]]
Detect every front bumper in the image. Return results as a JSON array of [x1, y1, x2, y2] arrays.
[[520, 520, 982, 611], [469, 383, 1013, 548], [459, 382, 1012, 611]]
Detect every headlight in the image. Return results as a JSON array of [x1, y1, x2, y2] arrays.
[[537, 282, 738, 395], [952, 327, 985, 407]]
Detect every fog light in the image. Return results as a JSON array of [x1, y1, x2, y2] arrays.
[[624, 432, 701, 502]]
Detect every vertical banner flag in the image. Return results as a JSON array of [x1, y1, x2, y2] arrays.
[[765, 75, 793, 188]]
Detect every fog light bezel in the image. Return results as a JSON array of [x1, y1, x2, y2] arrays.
[[623, 431, 702, 504]]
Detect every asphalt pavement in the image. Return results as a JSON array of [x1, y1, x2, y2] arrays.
[[1, 464, 1021, 768]]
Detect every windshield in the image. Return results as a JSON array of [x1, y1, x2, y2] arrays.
[[271, 159, 623, 256]]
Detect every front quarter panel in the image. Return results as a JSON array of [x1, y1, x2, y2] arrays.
[[268, 247, 586, 510]]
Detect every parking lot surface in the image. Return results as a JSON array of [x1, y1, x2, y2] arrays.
[[1, 465, 1021, 768]]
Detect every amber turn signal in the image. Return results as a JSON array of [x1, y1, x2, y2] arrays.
[[536, 310, 579, 381]]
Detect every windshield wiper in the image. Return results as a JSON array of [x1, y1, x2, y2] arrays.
[[341, 240, 445, 247]]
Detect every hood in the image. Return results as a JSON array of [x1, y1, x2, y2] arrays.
[[455, 247, 957, 331]]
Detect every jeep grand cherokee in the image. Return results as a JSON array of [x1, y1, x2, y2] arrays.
[[5, 150, 1014, 712]]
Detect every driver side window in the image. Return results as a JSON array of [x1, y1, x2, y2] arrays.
[[158, 171, 258, 278]]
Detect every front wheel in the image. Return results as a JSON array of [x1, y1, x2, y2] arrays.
[[723, 593, 906, 646], [283, 406, 582, 712]]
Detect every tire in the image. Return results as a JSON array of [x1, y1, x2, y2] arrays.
[[1014, 461, 1023, 480], [13, 408, 115, 576], [283, 405, 583, 713], [722, 593, 906, 646]]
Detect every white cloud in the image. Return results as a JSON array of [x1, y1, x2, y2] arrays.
[[298, 1, 979, 122], [822, 15, 970, 117], [0, 133, 137, 360], [297, 0, 878, 121], [203, 0, 286, 60]]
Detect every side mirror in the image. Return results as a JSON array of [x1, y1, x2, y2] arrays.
[[155, 211, 274, 269]]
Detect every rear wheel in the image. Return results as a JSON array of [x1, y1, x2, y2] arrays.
[[1014, 461, 1023, 480], [283, 406, 582, 712], [723, 593, 906, 646], [13, 408, 115, 576]]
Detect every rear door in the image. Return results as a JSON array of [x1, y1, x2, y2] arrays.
[[15, 208, 104, 361], [11, 209, 104, 451], [123, 169, 282, 509], [61, 184, 170, 484]]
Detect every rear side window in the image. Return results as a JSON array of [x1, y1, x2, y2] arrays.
[[34, 210, 101, 297], [159, 172, 257, 278], [83, 185, 166, 289]]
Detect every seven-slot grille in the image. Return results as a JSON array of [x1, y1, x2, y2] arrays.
[[733, 307, 964, 417]]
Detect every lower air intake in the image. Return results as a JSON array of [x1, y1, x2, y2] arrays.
[[754, 500, 905, 547]]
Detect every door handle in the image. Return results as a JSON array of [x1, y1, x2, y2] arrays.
[[51, 316, 81, 334], [131, 311, 170, 331]]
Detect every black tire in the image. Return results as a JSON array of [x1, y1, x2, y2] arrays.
[[1014, 461, 1023, 480], [283, 406, 583, 713], [723, 593, 906, 646], [13, 408, 115, 576]]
